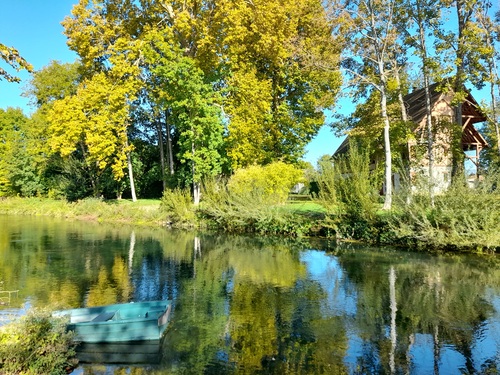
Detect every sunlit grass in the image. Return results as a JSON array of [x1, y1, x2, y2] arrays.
[[0, 197, 165, 226], [284, 201, 326, 214]]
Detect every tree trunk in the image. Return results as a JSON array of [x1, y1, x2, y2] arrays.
[[452, 102, 464, 180], [451, 0, 470, 181], [424, 75, 435, 206], [157, 120, 166, 191], [394, 63, 407, 122], [493, 81, 500, 158], [489, 63, 500, 157], [81, 141, 99, 197], [478, 11, 500, 157], [126, 139, 137, 202], [381, 86, 393, 210], [165, 111, 174, 175], [192, 140, 200, 205], [413, 4, 436, 204]]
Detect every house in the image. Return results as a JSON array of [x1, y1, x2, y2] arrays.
[[333, 82, 489, 192]]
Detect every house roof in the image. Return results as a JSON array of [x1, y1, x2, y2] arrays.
[[334, 136, 350, 156], [404, 82, 487, 127], [404, 82, 488, 150]]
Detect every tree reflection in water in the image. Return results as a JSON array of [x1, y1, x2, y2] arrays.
[[0, 215, 499, 374]]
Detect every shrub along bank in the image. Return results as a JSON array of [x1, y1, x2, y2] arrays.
[[0, 310, 77, 375], [159, 177, 500, 253]]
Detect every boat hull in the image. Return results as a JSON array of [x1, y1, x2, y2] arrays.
[[54, 300, 171, 344]]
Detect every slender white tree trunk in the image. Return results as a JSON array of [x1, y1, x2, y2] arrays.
[[489, 68, 500, 157], [165, 111, 174, 175], [394, 63, 407, 122], [416, 18, 436, 206], [477, 11, 500, 157], [192, 140, 200, 205], [424, 79, 435, 205], [126, 139, 137, 202], [381, 87, 393, 210]]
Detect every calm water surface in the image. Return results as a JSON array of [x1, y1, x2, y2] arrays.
[[0, 215, 499, 374]]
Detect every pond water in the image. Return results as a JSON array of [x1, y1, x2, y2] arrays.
[[1, 214, 499, 374]]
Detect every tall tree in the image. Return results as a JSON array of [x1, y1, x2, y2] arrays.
[[142, 26, 226, 204], [0, 108, 35, 196], [337, 0, 400, 209], [436, 0, 490, 179], [167, 62, 224, 205], [61, 1, 143, 200], [475, 5, 500, 159], [398, 0, 442, 205], [219, 0, 342, 167], [48, 58, 141, 198]]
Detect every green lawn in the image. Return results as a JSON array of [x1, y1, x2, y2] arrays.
[[284, 201, 326, 214]]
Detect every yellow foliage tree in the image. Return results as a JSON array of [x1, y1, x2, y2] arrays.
[[48, 60, 140, 196]]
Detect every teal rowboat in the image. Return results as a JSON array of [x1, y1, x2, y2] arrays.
[[53, 300, 172, 343]]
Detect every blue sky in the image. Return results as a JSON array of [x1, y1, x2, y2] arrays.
[[0, 1, 77, 109], [0, 1, 343, 167]]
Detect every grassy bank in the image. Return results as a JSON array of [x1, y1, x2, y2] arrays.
[[0, 197, 164, 227]]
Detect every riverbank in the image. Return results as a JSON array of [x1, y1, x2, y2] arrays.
[[0, 194, 499, 253]]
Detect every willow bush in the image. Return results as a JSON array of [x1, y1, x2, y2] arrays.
[[314, 146, 381, 240], [160, 187, 197, 226], [0, 310, 77, 375], [199, 179, 311, 236], [390, 171, 500, 251]]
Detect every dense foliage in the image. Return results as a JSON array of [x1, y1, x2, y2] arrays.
[[389, 172, 500, 251], [1, 0, 342, 202], [0, 310, 77, 375]]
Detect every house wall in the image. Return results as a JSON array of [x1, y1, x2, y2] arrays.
[[407, 93, 455, 192]]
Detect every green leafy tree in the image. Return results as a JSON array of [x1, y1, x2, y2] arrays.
[[48, 62, 141, 198], [24, 60, 81, 109], [435, 0, 492, 179], [60, 1, 144, 200], [143, 28, 226, 204], [18, 61, 84, 198], [475, 5, 500, 161], [0, 108, 44, 196]]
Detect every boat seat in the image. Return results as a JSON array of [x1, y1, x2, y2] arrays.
[[92, 311, 116, 322]]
